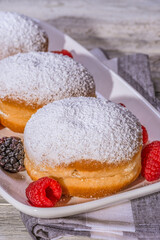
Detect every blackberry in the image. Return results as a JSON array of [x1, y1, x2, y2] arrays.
[[0, 137, 25, 173]]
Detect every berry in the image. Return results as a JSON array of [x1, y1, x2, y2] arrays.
[[141, 141, 160, 181], [0, 137, 25, 173], [26, 177, 62, 207], [118, 103, 149, 145], [141, 125, 148, 144], [51, 49, 73, 58], [119, 103, 126, 107]]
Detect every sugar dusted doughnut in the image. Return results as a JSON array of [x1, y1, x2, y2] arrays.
[[0, 12, 48, 60], [24, 97, 142, 198], [0, 52, 95, 133]]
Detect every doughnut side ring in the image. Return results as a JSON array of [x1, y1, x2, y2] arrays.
[[0, 53, 95, 132], [24, 148, 142, 198], [24, 97, 143, 198]]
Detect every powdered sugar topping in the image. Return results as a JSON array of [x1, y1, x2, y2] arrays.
[[24, 97, 142, 167], [0, 52, 95, 106], [0, 11, 48, 60]]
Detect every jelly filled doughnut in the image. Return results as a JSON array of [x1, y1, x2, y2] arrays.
[[0, 11, 48, 60], [0, 52, 95, 133], [24, 97, 142, 198]]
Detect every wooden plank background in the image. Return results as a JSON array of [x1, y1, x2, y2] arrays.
[[0, 0, 159, 239]]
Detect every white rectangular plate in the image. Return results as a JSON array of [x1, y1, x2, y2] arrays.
[[0, 20, 159, 218]]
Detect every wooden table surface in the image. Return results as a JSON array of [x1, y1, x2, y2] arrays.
[[0, 0, 160, 239]]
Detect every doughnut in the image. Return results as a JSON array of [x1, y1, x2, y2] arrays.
[[24, 97, 142, 198], [0, 52, 95, 133], [0, 12, 48, 60]]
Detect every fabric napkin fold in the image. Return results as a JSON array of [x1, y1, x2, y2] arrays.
[[21, 201, 135, 240], [21, 49, 160, 240]]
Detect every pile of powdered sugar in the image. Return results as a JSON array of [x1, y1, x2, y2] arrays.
[[0, 52, 95, 106], [0, 11, 48, 60], [24, 97, 142, 167]]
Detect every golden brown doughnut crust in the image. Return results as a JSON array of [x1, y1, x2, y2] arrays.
[[0, 99, 40, 133], [24, 146, 142, 198], [0, 52, 96, 133], [0, 94, 96, 133]]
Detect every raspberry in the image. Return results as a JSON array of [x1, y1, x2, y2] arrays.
[[119, 103, 126, 107], [141, 125, 148, 144], [0, 136, 25, 173], [118, 104, 149, 144], [141, 141, 160, 181], [51, 49, 73, 58], [118, 103, 149, 144], [26, 177, 62, 207]]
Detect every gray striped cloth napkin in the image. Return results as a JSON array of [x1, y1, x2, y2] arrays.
[[21, 49, 160, 240]]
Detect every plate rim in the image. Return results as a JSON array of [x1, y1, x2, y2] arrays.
[[0, 175, 160, 218], [42, 20, 160, 118], [0, 20, 160, 218]]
